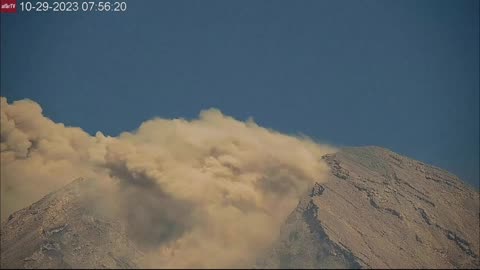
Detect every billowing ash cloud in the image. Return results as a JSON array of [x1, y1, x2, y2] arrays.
[[0, 97, 336, 268]]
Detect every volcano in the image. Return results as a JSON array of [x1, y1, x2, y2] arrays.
[[1, 146, 479, 269]]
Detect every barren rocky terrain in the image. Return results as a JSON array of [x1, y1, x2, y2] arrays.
[[256, 146, 479, 268], [0, 178, 143, 268], [1, 146, 479, 269]]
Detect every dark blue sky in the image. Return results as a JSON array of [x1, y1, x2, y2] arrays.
[[1, 0, 479, 187]]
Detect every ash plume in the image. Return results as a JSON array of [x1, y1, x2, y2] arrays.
[[0, 97, 336, 268]]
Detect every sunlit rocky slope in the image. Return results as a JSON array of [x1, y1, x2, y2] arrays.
[[1, 146, 479, 269], [256, 146, 479, 269]]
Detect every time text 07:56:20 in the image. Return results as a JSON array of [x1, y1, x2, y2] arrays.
[[19, 1, 127, 12]]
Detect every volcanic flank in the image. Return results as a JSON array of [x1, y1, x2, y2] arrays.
[[1, 146, 479, 269], [256, 146, 479, 269]]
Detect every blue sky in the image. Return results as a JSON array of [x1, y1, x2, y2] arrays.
[[1, 0, 479, 187]]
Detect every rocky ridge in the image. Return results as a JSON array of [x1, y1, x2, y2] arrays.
[[0, 178, 142, 269], [256, 146, 479, 269], [1, 146, 479, 269]]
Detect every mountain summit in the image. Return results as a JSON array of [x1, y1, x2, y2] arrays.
[[1, 146, 479, 269], [256, 146, 479, 268]]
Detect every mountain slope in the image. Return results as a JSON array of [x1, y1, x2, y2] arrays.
[[0, 178, 143, 269], [1, 146, 479, 269], [256, 146, 479, 268]]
